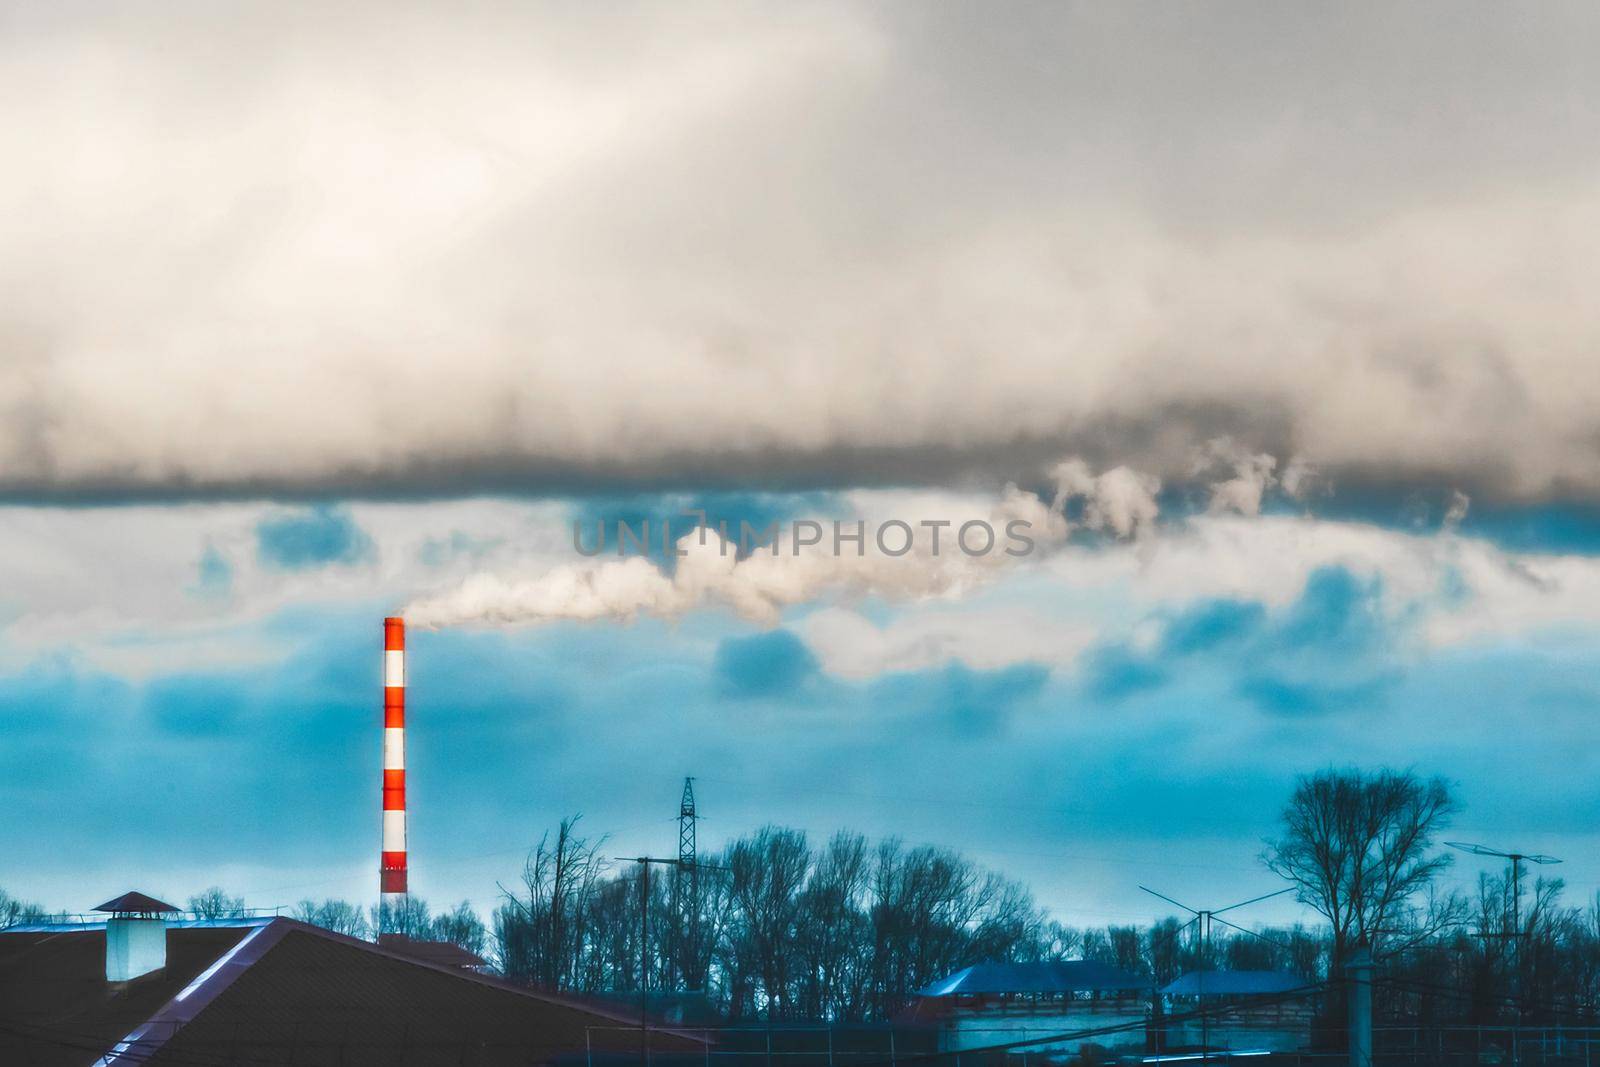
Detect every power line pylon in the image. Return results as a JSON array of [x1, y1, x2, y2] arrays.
[[677, 777, 700, 989]]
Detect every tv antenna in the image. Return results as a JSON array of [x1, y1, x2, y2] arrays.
[[1447, 841, 1562, 1022], [627, 851, 729, 1067], [1140, 884, 1296, 1061]]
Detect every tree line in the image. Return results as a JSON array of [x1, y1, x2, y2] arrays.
[[4, 769, 1598, 1027]]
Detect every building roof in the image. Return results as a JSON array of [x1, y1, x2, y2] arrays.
[[0, 917, 703, 1066], [1160, 970, 1309, 997], [918, 961, 1153, 997], [0, 922, 259, 1063], [583, 989, 726, 1027], [92, 891, 180, 915], [376, 932, 487, 969]]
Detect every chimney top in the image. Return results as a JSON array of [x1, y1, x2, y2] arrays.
[[99, 893, 176, 983], [94, 892, 179, 918]]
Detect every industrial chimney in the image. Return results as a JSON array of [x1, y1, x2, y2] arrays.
[[94, 892, 179, 982], [380, 617, 408, 925]]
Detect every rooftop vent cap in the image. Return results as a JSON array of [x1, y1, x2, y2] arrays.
[[93, 892, 179, 982]]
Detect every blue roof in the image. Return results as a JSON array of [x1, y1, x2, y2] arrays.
[[2, 917, 274, 934], [1160, 970, 1308, 996], [919, 961, 1153, 996]]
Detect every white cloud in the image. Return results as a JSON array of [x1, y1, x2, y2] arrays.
[[6, 479, 1600, 686], [797, 605, 1097, 680], [0, 498, 570, 675], [799, 510, 1600, 676]]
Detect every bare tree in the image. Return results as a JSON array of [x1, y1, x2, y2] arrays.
[[291, 898, 370, 938], [1264, 769, 1463, 973], [726, 826, 811, 1019], [431, 901, 488, 958], [371, 895, 431, 938], [795, 831, 871, 1020], [188, 886, 247, 919], [0, 888, 46, 929], [497, 815, 609, 988]]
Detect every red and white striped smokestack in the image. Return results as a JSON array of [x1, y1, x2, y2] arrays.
[[380, 617, 408, 912]]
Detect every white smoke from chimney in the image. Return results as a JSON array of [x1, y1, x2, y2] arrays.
[[1050, 459, 1162, 538], [406, 459, 1145, 629], [1279, 455, 1323, 501], [1197, 437, 1279, 516]]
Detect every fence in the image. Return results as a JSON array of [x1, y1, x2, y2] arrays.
[[578, 1025, 1600, 1067]]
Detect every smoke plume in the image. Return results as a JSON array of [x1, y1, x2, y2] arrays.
[[407, 458, 1142, 627]]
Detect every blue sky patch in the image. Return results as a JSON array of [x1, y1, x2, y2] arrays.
[[714, 628, 820, 698], [256, 505, 375, 570], [192, 543, 233, 597]]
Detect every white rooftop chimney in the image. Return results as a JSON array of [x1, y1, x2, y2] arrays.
[[93, 892, 179, 982]]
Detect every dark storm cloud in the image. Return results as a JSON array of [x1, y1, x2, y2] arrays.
[[2, 3, 1599, 502]]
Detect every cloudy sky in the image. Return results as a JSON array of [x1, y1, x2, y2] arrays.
[[3, 1, 1599, 926]]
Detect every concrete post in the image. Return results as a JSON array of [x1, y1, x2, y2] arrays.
[[1347, 944, 1374, 1067]]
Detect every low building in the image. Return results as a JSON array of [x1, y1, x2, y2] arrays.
[[1159, 970, 1316, 1055], [905, 961, 1156, 1059], [0, 892, 704, 1066]]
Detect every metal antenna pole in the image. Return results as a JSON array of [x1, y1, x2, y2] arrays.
[[630, 851, 730, 1067], [1511, 854, 1521, 985], [1139, 885, 1295, 1065], [630, 857, 680, 1067], [1198, 911, 1210, 1061], [640, 860, 651, 1067], [1447, 842, 1563, 1030]]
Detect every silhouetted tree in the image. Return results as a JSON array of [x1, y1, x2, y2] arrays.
[[496, 816, 609, 988], [292, 898, 370, 938], [0, 888, 46, 928], [371, 895, 431, 938], [188, 886, 247, 919], [432, 900, 488, 958], [1264, 769, 1461, 969]]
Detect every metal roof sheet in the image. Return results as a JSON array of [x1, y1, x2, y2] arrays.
[[1160, 970, 1309, 996], [376, 932, 488, 969], [918, 960, 1153, 996], [1, 918, 705, 1065], [92, 891, 179, 914]]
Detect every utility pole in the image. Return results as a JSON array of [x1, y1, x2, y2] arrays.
[[628, 851, 729, 1067], [1140, 885, 1295, 1064], [630, 857, 676, 1067], [1447, 842, 1563, 1064]]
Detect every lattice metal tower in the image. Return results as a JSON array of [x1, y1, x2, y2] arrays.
[[677, 777, 700, 988]]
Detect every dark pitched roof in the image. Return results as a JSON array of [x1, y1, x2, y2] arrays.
[[92, 891, 180, 915], [581, 989, 726, 1027], [918, 960, 1153, 996], [1161, 970, 1309, 996], [0, 918, 703, 1066], [376, 932, 487, 969], [0, 922, 261, 1064]]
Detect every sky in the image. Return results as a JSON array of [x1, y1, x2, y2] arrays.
[[2, 1, 1600, 930]]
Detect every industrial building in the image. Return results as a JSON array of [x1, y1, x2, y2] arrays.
[[902, 962, 1325, 1060], [903, 961, 1156, 1057], [1159, 970, 1316, 1054], [0, 892, 702, 1066]]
